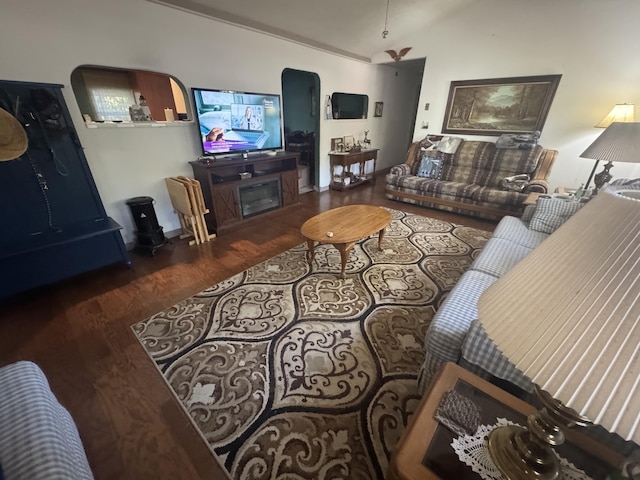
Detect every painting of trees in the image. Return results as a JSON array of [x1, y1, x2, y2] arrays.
[[442, 75, 562, 135]]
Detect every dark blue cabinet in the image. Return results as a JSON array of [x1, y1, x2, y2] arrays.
[[0, 80, 130, 300]]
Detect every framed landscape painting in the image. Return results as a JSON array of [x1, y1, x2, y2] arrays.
[[442, 74, 562, 136]]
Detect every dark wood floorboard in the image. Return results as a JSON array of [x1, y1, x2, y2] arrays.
[[0, 178, 496, 480]]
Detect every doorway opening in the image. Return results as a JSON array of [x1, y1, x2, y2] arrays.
[[281, 68, 321, 193], [380, 58, 425, 151]]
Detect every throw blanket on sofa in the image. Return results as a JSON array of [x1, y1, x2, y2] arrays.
[[495, 131, 540, 150], [437, 136, 463, 154]]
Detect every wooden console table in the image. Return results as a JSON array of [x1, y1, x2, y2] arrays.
[[189, 152, 299, 234], [329, 149, 378, 191], [388, 363, 621, 480]]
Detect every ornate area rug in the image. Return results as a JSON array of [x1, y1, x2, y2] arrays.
[[132, 209, 490, 479]]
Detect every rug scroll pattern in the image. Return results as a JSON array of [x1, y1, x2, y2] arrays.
[[132, 209, 490, 479]]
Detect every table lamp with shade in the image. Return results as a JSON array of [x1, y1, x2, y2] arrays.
[[477, 188, 640, 479], [581, 103, 636, 193], [594, 103, 636, 128]]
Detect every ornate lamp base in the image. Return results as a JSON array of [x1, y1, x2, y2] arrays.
[[593, 161, 614, 194], [487, 387, 590, 480], [488, 425, 562, 480]]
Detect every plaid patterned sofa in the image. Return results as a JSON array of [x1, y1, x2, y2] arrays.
[[418, 181, 640, 394], [417, 211, 548, 396], [417, 181, 640, 454], [385, 139, 557, 220], [0, 361, 94, 479]]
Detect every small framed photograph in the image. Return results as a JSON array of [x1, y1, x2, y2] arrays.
[[331, 137, 343, 151], [374, 102, 384, 117], [343, 135, 355, 149]]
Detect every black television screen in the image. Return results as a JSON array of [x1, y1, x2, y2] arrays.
[[192, 88, 283, 156]]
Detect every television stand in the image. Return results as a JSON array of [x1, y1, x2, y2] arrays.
[[189, 151, 300, 234]]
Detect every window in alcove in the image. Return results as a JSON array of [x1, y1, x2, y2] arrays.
[[71, 66, 190, 123]]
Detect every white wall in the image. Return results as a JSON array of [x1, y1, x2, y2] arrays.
[[372, 66, 424, 170], [0, 0, 416, 243], [374, 0, 640, 191], [9, 0, 632, 244]]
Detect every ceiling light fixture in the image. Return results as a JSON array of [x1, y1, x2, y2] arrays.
[[382, 0, 390, 38]]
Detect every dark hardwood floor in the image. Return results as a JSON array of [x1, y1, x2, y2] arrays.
[[0, 178, 496, 480]]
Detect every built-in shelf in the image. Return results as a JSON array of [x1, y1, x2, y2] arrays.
[[84, 120, 194, 129]]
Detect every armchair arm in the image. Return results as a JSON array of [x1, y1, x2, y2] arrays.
[[524, 179, 549, 193], [388, 141, 427, 177], [389, 163, 412, 176], [531, 149, 557, 182]]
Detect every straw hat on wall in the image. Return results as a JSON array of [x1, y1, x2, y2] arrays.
[[0, 107, 28, 161]]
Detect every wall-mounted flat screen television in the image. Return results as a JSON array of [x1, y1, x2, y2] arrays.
[[192, 88, 283, 156]]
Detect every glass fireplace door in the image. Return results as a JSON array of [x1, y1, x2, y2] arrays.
[[238, 179, 281, 218]]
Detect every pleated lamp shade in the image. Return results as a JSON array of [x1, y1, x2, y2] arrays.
[[580, 122, 640, 164], [595, 104, 635, 128], [478, 189, 640, 443]]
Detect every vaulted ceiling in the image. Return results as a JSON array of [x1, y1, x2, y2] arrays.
[[148, 0, 474, 62]]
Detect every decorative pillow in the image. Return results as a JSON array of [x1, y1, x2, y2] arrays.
[[419, 134, 443, 149], [436, 136, 463, 154], [529, 197, 583, 234], [418, 138, 434, 150], [417, 156, 443, 179]]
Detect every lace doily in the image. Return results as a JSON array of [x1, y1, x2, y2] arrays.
[[451, 418, 593, 480]]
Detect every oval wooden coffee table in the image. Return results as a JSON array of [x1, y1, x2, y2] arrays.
[[300, 205, 392, 278]]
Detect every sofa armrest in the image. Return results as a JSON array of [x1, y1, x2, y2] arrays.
[[0, 361, 94, 480], [524, 179, 549, 193], [389, 163, 412, 176], [419, 270, 498, 392], [461, 320, 534, 393], [531, 149, 557, 182]]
